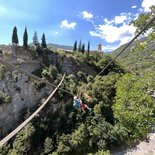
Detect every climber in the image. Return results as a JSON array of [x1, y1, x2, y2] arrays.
[[73, 96, 91, 111]]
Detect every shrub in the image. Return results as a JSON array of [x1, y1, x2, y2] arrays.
[[0, 95, 11, 104], [0, 65, 5, 80]]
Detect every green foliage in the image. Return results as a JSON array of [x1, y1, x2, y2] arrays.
[[23, 27, 28, 48], [4, 95, 11, 103], [8, 123, 35, 155], [44, 137, 54, 154], [32, 67, 43, 77], [41, 33, 47, 48], [113, 74, 155, 140], [56, 134, 72, 155], [4, 31, 155, 155], [12, 26, 19, 44], [87, 41, 90, 54], [70, 123, 88, 151], [90, 150, 110, 155], [0, 65, 5, 80], [33, 31, 39, 46], [0, 143, 10, 155], [78, 40, 82, 52], [73, 40, 77, 51], [130, 6, 155, 34], [77, 71, 87, 82], [42, 65, 58, 82], [36, 44, 43, 56], [57, 74, 77, 98], [86, 73, 120, 123], [81, 44, 85, 53], [0, 94, 11, 104]]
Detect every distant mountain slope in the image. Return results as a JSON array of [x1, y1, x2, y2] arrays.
[[111, 37, 155, 72], [48, 43, 73, 51]]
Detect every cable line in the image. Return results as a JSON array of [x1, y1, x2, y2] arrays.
[[0, 74, 65, 147], [79, 15, 155, 95], [0, 15, 154, 147], [0, 58, 74, 96]]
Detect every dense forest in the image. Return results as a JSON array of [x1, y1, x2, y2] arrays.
[[0, 6, 155, 155]]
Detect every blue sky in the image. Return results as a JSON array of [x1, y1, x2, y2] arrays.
[[0, 0, 154, 52]]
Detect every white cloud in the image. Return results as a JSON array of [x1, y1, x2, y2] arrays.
[[131, 5, 137, 9], [114, 15, 127, 24], [142, 0, 155, 12], [60, 20, 76, 29], [104, 13, 129, 25], [82, 11, 93, 20], [90, 11, 137, 47], [90, 21, 136, 45], [103, 18, 113, 25], [89, 31, 102, 37]]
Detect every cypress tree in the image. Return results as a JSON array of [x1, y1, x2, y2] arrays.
[[87, 41, 90, 57], [32, 31, 39, 46], [73, 40, 77, 51], [78, 40, 82, 52], [87, 41, 90, 53], [12, 26, 19, 44], [23, 27, 28, 48], [81, 44, 85, 53], [41, 33, 47, 48]]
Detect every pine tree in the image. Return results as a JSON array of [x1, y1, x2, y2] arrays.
[[32, 31, 39, 46], [87, 41, 90, 53], [86, 41, 90, 58], [23, 27, 28, 48], [41, 33, 47, 48], [73, 40, 77, 51], [78, 40, 82, 52], [12, 26, 19, 44], [81, 44, 85, 53]]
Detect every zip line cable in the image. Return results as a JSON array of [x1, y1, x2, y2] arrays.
[[0, 74, 65, 147], [79, 15, 155, 95], [0, 14, 154, 148], [0, 15, 155, 98], [0, 58, 74, 96], [0, 16, 155, 96]]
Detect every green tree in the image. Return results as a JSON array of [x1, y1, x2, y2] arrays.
[[0, 65, 5, 80], [78, 40, 82, 52], [23, 27, 28, 48], [32, 31, 39, 46], [12, 26, 19, 44], [113, 74, 154, 140], [130, 6, 155, 35], [44, 137, 54, 154], [8, 123, 35, 155], [41, 33, 47, 48], [81, 44, 85, 53], [0, 143, 10, 155], [41, 64, 58, 82], [56, 134, 72, 155], [73, 40, 77, 51], [87, 41, 90, 56]]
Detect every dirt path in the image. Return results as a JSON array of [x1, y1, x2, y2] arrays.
[[113, 132, 155, 155]]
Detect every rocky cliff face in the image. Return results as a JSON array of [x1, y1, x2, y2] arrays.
[[0, 71, 52, 137], [48, 53, 97, 75], [0, 50, 98, 138]]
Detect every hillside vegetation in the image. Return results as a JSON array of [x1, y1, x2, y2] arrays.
[[0, 6, 155, 155]]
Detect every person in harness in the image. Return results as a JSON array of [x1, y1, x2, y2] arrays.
[[73, 96, 91, 111]]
